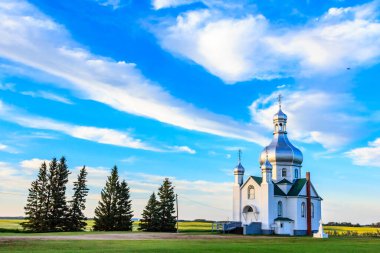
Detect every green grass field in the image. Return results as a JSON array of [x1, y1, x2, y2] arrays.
[[1, 219, 379, 235], [1, 220, 380, 252], [1, 238, 380, 253]]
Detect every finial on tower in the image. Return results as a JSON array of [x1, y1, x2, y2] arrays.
[[265, 147, 268, 160], [238, 149, 242, 163], [278, 94, 282, 109]]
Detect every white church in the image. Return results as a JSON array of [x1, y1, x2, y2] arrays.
[[232, 101, 322, 236]]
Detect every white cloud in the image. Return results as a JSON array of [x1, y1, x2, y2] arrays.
[[249, 90, 366, 150], [21, 90, 73, 104], [94, 0, 124, 9], [0, 0, 268, 146], [0, 100, 194, 152], [152, 0, 197, 10], [0, 144, 7, 150], [345, 138, 380, 167], [0, 100, 202, 154], [155, 1, 380, 82], [0, 143, 18, 153], [19, 158, 48, 171], [171, 145, 196, 154]]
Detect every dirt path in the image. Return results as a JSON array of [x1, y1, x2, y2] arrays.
[[0, 233, 273, 241]]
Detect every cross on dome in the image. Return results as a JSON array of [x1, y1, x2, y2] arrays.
[[278, 94, 282, 109]]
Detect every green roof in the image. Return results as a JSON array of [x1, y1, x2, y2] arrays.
[[252, 176, 262, 186], [276, 178, 292, 184], [274, 217, 294, 222], [287, 179, 307, 196], [274, 184, 286, 196]]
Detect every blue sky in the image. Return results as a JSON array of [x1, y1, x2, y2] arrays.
[[0, 0, 380, 223]]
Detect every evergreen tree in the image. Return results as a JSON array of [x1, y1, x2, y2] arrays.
[[67, 166, 89, 231], [22, 180, 40, 231], [36, 162, 49, 231], [115, 180, 133, 231], [157, 178, 176, 232], [49, 157, 70, 231], [140, 192, 160, 232], [22, 162, 50, 232], [93, 166, 119, 231]]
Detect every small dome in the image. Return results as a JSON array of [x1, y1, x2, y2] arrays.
[[260, 106, 303, 166], [234, 162, 245, 174], [273, 108, 287, 122], [261, 157, 272, 170]]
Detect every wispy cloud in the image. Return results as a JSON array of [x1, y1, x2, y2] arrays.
[[21, 90, 73, 104], [152, 0, 197, 10], [345, 138, 380, 167], [170, 145, 196, 154], [0, 100, 194, 153], [154, 1, 380, 83], [0, 0, 267, 146]]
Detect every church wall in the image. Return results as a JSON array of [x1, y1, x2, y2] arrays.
[[272, 163, 302, 182], [233, 184, 241, 222], [240, 178, 262, 224]]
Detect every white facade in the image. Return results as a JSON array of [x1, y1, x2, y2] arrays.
[[232, 105, 323, 236]]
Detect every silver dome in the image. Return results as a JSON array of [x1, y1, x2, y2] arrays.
[[259, 107, 303, 167], [273, 108, 287, 122], [234, 162, 245, 174]]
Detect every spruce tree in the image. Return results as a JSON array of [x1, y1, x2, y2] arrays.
[[67, 166, 89, 231], [49, 157, 70, 231], [36, 162, 49, 231], [157, 178, 176, 232], [22, 162, 50, 232], [140, 192, 160, 232], [115, 180, 133, 231], [93, 166, 119, 231], [22, 180, 40, 231]]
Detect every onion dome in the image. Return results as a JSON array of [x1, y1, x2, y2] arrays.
[[234, 149, 245, 175], [259, 99, 303, 167], [261, 150, 273, 171]]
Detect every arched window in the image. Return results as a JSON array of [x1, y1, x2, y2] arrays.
[[275, 124, 278, 132], [248, 185, 255, 199], [311, 203, 314, 218], [282, 168, 287, 177], [278, 201, 283, 217], [279, 123, 283, 131], [301, 202, 306, 218], [295, 169, 299, 179]]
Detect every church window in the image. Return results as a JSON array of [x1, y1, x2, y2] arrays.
[[279, 123, 283, 131], [248, 185, 255, 199], [282, 168, 287, 177], [301, 202, 306, 218], [311, 203, 314, 218], [277, 201, 283, 217], [295, 169, 299, 179]]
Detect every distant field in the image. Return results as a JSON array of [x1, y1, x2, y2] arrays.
[[324, 226, 380, 235], [0, 220, 213, 233], [1, 219, 379, 235]]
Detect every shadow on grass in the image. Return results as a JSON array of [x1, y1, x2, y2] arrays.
[[0, 228, 28, 233]]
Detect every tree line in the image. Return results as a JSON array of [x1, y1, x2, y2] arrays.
[[22, 157, 177, 233]]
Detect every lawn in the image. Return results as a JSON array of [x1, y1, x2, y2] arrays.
[[1, 238, 380, 253]]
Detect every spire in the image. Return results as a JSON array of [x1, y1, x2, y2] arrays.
[[278, 94, 282, 110], [238, 149, 242, 164]]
